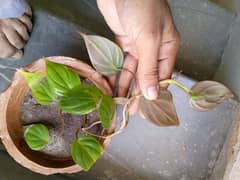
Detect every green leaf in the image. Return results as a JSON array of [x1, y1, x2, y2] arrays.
[[98, 95, 115, 129], [59, 86, 102, 115], [32, 79, 57, 105], [189, 81, 234, 111], [23, 124, 50, 151], [81, 34, 124, 76], [21, 70, 57, 105], [46, 60, 81, 96], [20, 71, 44, 89], [139, 89, 179, 127], [71, 136, 103, 171]]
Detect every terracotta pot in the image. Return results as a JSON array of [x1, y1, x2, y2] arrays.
[[0, 56, 115, 175]]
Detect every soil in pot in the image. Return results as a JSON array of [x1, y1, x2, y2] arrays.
[[20, 79, 103, 159]]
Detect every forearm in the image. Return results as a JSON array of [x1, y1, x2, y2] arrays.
[[0, 0, 28, 19]]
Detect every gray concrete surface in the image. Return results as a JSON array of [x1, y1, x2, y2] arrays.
[[214, 15, 240, 100], [210, 0, 240, 14], [169, 0, 234, 80], [0, 150, 69, 180], [0, 0, 239, 179], [209, 116, 237, 180], [210, 1, 240, 179], [66, 75, 240, 180]]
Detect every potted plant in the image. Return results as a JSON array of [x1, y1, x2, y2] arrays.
[[0, 34, 234, 175]]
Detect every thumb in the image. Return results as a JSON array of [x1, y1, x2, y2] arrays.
[[136, 34, 160, 100]]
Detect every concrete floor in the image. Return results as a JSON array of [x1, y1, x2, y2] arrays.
[[0, 0, 239, 179]]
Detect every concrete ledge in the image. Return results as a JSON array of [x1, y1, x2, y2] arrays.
[[214, 16, 240, 100], [222, 119, 240, 180]]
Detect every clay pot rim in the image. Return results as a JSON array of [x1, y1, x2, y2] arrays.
[[0, 56, 115, 175]]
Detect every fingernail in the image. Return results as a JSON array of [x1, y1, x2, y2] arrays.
[[145, 86, 158, 100]]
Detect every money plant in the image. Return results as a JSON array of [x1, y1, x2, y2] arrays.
[[20, 33, 234, 171]]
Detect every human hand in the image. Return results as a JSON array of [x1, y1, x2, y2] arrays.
[[0, 5, 32, 59], [97, 0, 180, 101]]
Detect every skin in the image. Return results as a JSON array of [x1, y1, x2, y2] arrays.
[[97, 0, 180, 104], [0, 5, 32, 60]]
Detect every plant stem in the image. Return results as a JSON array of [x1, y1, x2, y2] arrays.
[[75, 115, 87, 139], [115, 68, 136, 98], [82, 121, 112, 139], [83, 121, 102, 131], [121, 68, 136, 95], [114, 97, 128, 105], [82, 95, 139, 139], [159, 79, 191, 94], [121, 68, 136, 82], [84, 79, 190, 138]]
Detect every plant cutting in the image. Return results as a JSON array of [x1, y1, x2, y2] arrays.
[[80, 33, 234, 127], [0, 34, 234, 175]]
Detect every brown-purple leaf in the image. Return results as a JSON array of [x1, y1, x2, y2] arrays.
[[189, 81, 234, 111], [139, 89, 179, 127], [81, 33, 124, 76]]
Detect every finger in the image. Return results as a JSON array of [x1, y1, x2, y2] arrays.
[[118, 54, 137, 97], [0, 32, 17, 58], [107, 75, 116, 90], [2, 25, 25, 49], [18, 14, 32, 32], [107, 54, 138, 97], [9, 19, 29, 41], [158, 35, 180, 88], [129, 97, 140, 116], [136, 33, 161, 100], [96, 0, 125, 36], [11, 50, 23, 60], [129, 81, 141, 115], [115, 35, 138, 58], [24, 5, 32, 17]]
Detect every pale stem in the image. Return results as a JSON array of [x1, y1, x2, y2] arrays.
[[159, 79, 191, 94], [82, 96, 139, 139], [114, 97, 128, 105]]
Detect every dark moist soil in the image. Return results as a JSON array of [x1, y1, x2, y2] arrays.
[[20, 89, 103, 159]]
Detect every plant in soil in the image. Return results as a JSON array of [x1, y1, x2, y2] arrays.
[[20, 33, 234, 171]]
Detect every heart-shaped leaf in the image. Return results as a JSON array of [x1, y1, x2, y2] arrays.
[[71, 136, 103, 171], [46, 60, 81, 96], [23, 124, 50, 151], [20, 71, 44, 89], [189, 81, 234, 111], [59, 86, 102, 115], [98, 95, 115, 129], [31, 79, 57, 105], [81, 34, 124, 76], [139, 89, 179, 127], [21, 71, 57, 105]]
